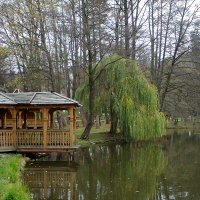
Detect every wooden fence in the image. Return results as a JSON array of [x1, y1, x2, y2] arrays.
[[0, 129, 72, 151]]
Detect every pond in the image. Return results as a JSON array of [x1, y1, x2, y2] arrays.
[[23, 130, 200, 200]]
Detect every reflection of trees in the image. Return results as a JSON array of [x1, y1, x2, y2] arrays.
[[23, 162, 77, 200], [156, 133, 200, 200], [22, 134, 200, 200], [76, 144, 167, 200], [23, 144, 167, 200]]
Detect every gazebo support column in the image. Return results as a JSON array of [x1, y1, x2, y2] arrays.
[[49, 111, 53, 129], [18, 111, 22, 129], [11, 109, 17, 147], [34, 111, 37, 129], [1, 114, 5, 129], [23, 110, 27, 128], [69, 107, 74, 146], [4, 113, 7, 128], [73, 108, 76, 130], [43, 108, 49, 147]]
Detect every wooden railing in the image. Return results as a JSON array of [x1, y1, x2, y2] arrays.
[[0, 129, 73, 151], [0, 130, 14, 150], [47, 130, 71, 147], [16, 130, 43, 148]]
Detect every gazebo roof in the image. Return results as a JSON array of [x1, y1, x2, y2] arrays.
[[0, 92, 80, 106]]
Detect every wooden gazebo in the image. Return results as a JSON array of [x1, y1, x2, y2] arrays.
[[0, 92, 80, 153]]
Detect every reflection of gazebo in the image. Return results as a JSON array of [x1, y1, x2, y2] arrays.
[[0, 92, 79, 152], [23, 162, 77, 199]]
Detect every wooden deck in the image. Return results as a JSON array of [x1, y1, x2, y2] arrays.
[[0, 129, 77, 153]]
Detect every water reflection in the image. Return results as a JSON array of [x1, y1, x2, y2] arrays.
[[23, 162, 77, 200], [155, 131, 200, 200], [23, 132, 200, 200], [23, 144, 167, 200], [76, 144, 167, 200]]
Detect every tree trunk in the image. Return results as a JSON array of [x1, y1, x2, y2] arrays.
[[80, 107, 87, 127], [80, 70, 95, 139], [95, 115, 100, 129], [80, 0, 94, 139], [109, 100, 118, 136], [109, 112, 118, 136], [105, 113, 110, 124], [124, 0, 129, 57], [37, 0, 55, 91]]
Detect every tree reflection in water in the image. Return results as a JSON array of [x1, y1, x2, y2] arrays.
[[155, 132, 200, 200], [76, 144, 167, 200], [23, 144, 167, 200]]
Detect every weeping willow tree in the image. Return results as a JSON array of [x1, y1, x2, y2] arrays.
[[76, 54, 165, 140]]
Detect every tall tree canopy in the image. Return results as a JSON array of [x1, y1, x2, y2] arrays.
[[0, 0, 199, 120], [76, 55, 165, 140]]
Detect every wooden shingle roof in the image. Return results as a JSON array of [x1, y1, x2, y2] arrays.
[[0, 92, 80, 106]]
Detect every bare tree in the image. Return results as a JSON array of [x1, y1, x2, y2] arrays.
[[148, 0, 200, 111]]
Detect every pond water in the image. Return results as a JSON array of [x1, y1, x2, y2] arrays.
[[23, 130, 200, 200]]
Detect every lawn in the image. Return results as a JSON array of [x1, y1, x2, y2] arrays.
[[0, 154, 30, 200], [75, 124, 123, 147]]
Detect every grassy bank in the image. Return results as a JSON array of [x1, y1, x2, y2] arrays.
[[75, 124, 125, 147], [0, 154, 29, 200], [166, 120, 200, 129], [75, 124, 171, 147]]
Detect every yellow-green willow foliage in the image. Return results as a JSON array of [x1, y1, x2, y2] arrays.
[[76, 54, 165, 140]]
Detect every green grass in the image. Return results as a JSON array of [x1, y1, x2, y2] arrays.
[[166, 120, 200, 129], [75, 124, 123, 147], [0, 154, 30, 200]]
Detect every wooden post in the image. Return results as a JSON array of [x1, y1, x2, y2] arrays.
[[11, 109, 17, 147], [4, 113, 7, 128], [49, 111, 53, 129], [1, 113, 5, 129], [18, 111, 22, 129], [73, 108, 76, 130], [0, 117, 3, 128], [23, 110, 27, 128], [34, 111, 37, 129], [42, 108, 48, 147], [69, 107, 74, 146]]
